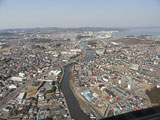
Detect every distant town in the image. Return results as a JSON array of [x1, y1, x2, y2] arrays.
[[0, 27, 160, 120]]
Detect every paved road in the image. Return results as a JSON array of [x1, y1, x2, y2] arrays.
[[0, 48, 88, 111], [0, 79, 34, 110], [0, 67, 53, 110]]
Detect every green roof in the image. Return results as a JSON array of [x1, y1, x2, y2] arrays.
[[120, 78, 126, 81]]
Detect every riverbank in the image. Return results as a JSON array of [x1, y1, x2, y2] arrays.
[[64, 50, 90, 115], [69, 66, 90, 115], [65, 44, 97, 118], [57, 67, 72, 119], [60, 64, 90, 120]]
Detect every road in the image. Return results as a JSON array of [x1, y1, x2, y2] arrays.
[[104, 104, 111, 117], [0, 48, 88, 111], [0, 79, 34, 110], [0, 65, 56, 110]]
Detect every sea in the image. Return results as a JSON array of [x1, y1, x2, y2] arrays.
[[109, 27, 160, 40]]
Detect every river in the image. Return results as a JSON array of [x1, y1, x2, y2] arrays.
[[60, 42, 94, 120]]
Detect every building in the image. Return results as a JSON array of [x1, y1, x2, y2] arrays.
[[62, 59, 70, 62], [157, 83, 160, 88], [154, 60, 159, 65], [19, 73, 25, 78], [81, 90, 97, 103], [9, 84, 17, 89], [49, 69, 62, 76], [70, 49, 81, 52], [96, 50, 104, 56], [118, 78, 127, 84], [128, 82, 136, 90], [11, 77, 23, 82], [130, 64, 139, 71], [110, 42, 120, 46], [16, 92, 26, 104]]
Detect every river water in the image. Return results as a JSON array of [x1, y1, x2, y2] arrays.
[[60, 64, 90, 120], [60, 42, 93, 120], [80, 42, 95, 62]]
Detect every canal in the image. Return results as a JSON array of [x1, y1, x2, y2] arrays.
[[60, 42, 94, 120]]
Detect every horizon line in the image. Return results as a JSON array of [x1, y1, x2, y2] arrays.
[[1, 26, 160, 31]]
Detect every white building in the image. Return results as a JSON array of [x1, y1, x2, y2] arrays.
[[11, 77, 23, 82], [110, 42, 120, 46], [118, 78, 127, 84], [96, 50, 104, 56], [154, 60, 159, 65], [128, 83, 136, 90], [157, 83, 160, 88], [103, 77, 108, 82], [61, 51, 77, 55], [16, 92, 26, 104], [19, 72, 25, 78], [130, 64, 139, 71], [49, 69, 62, 76], [9, 84, 17, 89], [70, 49, 81, 52]]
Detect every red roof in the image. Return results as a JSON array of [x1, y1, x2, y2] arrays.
[[106, 96, 110, 99], [135, 106, 142, 110]]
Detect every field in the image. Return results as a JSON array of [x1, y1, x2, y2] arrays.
[[137, 83, 151, 89], [146, 87, 160, 104], [23, 82, 43, 99], [0, 47, 11, 52]]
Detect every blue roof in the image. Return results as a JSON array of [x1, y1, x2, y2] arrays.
[[81, 90, 90, 95], [114, 108, 121, 112], [144, 102, 147, 104], [96, 77, 101, 81], [126, 104, 131, 109], [81, 90, 95, 102]]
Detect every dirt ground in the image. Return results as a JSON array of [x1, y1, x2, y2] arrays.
[[137, 83, 151, 89]]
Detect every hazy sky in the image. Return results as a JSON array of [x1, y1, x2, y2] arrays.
[[0, 0, 160, 29]]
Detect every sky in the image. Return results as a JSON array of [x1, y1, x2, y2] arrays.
[[0, 0, 160, 29]]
